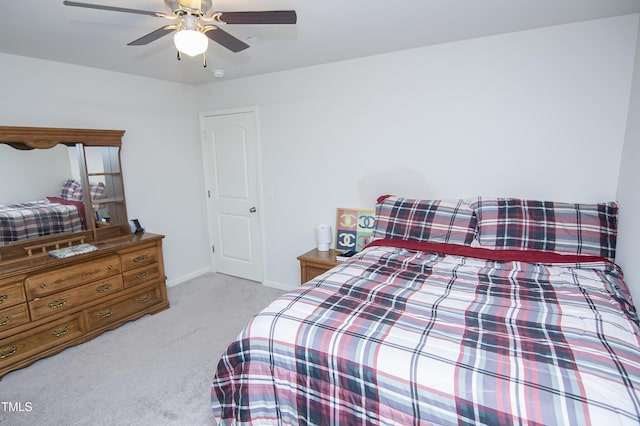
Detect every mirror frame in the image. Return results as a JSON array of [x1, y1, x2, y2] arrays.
[[0, 126, 129, 262]]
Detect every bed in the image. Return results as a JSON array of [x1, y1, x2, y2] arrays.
[[0, 179, 102, 245], [0, 198, 86, 245], [211, 196, 640, 425]]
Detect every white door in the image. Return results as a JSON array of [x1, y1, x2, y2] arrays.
[[201, 110, 263, 282]]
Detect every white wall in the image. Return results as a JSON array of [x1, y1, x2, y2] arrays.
[[0, 144, 72, 204], [0, 53, 211, 285], [197, 15, 639, 290], [1, 14, 637, 297], [616, 15, 640, 305]]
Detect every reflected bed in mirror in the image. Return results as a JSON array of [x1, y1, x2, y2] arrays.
[[0, 143, 88, 247], [0, 126, 129, 259]]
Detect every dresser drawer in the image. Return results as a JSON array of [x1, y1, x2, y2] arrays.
[[29, 275, 124, 321], [86, 284, 162, 331], [25, 255, 121, 300], [119, 245, 158, 271], [122, 263, 161, 288], [0, 280, 26, 309], [0, 304, 30, 333], [0, 314, 83, 367]]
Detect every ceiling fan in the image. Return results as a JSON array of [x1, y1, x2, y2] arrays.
[[63, 0, 297, 62]]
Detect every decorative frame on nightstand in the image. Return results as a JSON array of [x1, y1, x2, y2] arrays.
[[335, 208, 375, 252]]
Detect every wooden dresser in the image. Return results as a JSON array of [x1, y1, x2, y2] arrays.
[[0, 233, 169, 378]]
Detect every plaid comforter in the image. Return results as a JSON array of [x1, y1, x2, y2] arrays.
[[0, 199, 84, 245], [212, 241, 640, 425]]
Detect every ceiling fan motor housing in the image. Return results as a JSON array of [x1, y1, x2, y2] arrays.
[[179, 14, 200, 31], [165, 0, 212, 17]]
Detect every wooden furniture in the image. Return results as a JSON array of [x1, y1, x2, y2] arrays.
[[0, 233, 168, 377], [297, 249, 341, 284], [0, 126, 130, 252], [0, 126, 169, 378]]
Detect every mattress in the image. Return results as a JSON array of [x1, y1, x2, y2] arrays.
[[211, 240, 640, 425]]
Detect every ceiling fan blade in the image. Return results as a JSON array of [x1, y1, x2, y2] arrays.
[[218, 10, 297, 25], [63, 1, 164, 17], [204, 27, 249, 53], [128, 25, 176, 46]]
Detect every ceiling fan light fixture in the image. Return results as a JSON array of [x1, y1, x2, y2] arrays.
[[174, 29, 208, 57]]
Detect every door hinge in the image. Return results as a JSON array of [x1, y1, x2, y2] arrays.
[[208, 190, 211, 198], [212, 245, 215, 253]]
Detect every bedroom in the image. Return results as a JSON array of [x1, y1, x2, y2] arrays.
[[1, 1, 640, 424]]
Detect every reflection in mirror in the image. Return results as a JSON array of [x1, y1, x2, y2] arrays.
[[0, 143, 88, 247], [84, 146, 124, 226], [0, 143, 79, 204], [85, 146, 122, 226]]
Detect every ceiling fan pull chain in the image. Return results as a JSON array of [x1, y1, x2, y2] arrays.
[[176, 50, 181, 61], [203, 53, 207, 68]]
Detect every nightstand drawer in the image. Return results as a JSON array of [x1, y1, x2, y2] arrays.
[[297, 249, 341, 284], [304, 265, 335, 282]]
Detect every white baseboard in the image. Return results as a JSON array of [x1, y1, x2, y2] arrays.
[[166, 267, 213, 287], [166, 269, 296, 291]]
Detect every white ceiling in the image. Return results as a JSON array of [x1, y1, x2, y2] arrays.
[[2, 0, 640, 86]]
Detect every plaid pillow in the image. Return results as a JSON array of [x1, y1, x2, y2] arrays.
[[60, 180, 105, 201], [372, 196, 477, 246], [60, 179, 82, 201], [89, 182, 105, 200], [471, 198, 618, 260], [72, 186, 84, 201]]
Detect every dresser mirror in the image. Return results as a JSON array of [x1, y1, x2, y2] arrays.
[[0, 126, 130, 260], [0, 143, 79, 209]]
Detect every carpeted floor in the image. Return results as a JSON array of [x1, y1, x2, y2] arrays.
[[0, 273, 285, 426]]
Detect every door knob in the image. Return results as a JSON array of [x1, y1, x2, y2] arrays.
[[249, 207, 257, 213]]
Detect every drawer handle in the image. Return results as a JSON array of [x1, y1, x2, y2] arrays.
[[99, 308, 113, 318], [0, 316, 10, 327], [96, 283, 112, 293], [133, 255, 148, 263], [0, 345, 17, 359], [51, 326, 69, 337], [136, 272, 149, 280], [0, 294, 7, 304], [48, 298, 67, 309], [136, 294, 150, 303]]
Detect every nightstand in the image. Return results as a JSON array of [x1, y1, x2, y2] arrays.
[[297, 248, 341, 284]]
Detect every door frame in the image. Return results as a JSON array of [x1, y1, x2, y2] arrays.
[[199, 105, 265, 281]]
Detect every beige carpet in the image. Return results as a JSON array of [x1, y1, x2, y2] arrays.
[[0, 273, 285, 426]]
